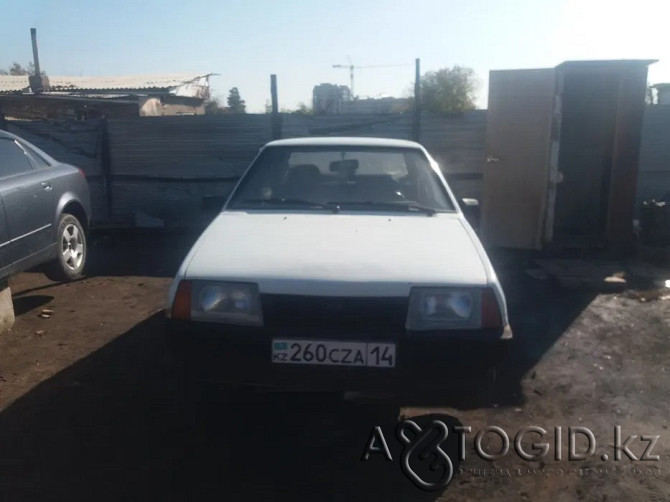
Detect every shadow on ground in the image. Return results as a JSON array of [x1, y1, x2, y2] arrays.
[[11, 294, 53, 316], [491, 249, 597, 404], [0, 313, 462, 501], [86, 229, 200, 278]]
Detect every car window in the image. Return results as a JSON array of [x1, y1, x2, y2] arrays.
[[18, 141, 52, 169], [0, 138, 35, 177], [228, 146, 455, 211], [288, 151, 408, 177]]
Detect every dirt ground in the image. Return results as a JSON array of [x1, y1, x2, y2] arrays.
[[0, 230, 668, 501]]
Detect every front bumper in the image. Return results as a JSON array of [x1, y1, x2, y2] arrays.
[[167, 319, 511, 391]]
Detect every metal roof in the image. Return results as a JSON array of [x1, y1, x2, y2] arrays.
[[0, 73, 211, 94], [556, 59, 658, 70], [0, 76, 30, 93]]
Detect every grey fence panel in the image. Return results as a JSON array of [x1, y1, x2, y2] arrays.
[[111, 180, 238, 228], [106, 114, 272, 225], [107, 115, 271, 178], [281, 113, 412, 139], [637, 107, 670, 206], [104, 112, 488, 225], [421, 110, 487, 175]]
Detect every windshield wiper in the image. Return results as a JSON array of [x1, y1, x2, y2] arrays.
[[327, 201, 436, 216], [236, 197, 340, 213]]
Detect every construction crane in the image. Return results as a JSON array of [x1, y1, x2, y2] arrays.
[[332, 57, 411, 98]]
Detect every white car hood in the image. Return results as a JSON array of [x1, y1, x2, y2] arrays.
[[179, 211, 490, 297]]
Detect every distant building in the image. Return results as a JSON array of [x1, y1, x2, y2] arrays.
[[312, 83, 410, 115], [0, 73, 213, 119], [312, 83, 352, 114], [341, 96, 411, 114]]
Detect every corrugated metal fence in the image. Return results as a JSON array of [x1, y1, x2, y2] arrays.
[[7, 112, 488, 227], [638, 106, 670, 206], [9, 107, 670, 228], [106, 114, 272, 226], [8, 108, 668, 227]]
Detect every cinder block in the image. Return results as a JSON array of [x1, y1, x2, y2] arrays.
[[0, 282, 15, 335]]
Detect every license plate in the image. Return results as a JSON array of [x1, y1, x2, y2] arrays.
[[272, 339, 396, 368]]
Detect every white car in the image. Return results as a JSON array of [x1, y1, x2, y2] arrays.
[[167, 137, 512, 391]]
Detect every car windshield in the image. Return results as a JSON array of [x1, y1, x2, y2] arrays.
[[226, 146, 455, 212]]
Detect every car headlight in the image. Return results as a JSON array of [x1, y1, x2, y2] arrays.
[[188, 281, 263, 325], [406, 287, 501, 331]]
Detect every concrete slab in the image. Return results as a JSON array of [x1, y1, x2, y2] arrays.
[[0, 281, 15, 334]]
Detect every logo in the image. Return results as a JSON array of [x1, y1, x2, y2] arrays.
[[397, 420, 454, 491], [362, 420, 454, 491]]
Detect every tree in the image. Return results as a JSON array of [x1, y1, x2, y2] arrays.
[[226, 87, 246, 113], [0, 61, 46, 76], [294, 102, 312, 115], [205, 97, 226, 115], [26, 62, 46, 76], [279, 102, 313, 115], [0, 62, 29, 75], [420, 66, 477, 113], [9, 62, 30, 75]]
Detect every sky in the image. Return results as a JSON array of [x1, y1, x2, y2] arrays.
[[1, 0, 668, 112]]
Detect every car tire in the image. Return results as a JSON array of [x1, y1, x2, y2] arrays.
[[44, 213, 87, 282]]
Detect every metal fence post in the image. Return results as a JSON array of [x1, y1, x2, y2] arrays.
[[271, 74, 282, 139], [412, 58, 421, 142]]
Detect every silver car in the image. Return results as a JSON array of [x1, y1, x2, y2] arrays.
[[0, 130, 91, 282]]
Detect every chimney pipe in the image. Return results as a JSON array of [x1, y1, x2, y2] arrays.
[[31, 28, 41, 77], [29, 28, 48, 93]]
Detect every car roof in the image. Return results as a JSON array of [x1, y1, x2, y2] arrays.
[[0, 130, 28, 143], [264, 137, 423, 149]]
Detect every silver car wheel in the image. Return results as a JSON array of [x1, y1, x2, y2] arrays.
[[61, 223, 84, 270]]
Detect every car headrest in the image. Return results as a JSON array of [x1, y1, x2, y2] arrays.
[[286, 164, 321, 184], [329, 159, 359, 176]]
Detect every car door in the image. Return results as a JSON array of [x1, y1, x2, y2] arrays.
[[0, 137, 55, 264], [0, 196, 11, 276]]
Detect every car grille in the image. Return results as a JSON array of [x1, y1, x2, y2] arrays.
[[260, 294, 408, 337]]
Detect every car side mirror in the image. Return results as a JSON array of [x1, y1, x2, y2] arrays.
[[461, 198, 480, 231]]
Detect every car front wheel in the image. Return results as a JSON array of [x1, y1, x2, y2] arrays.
[[45, 213, 87, 282]]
